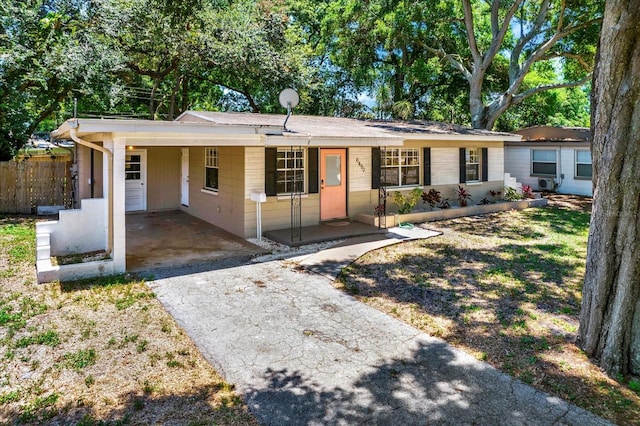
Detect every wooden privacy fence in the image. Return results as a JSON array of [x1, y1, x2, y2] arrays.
[[0, 160, 72, 214]]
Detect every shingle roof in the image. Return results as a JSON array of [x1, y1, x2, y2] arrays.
[[178, 111, 520, 141]]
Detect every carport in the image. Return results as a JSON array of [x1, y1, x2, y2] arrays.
[[126, 210, 267, 272]]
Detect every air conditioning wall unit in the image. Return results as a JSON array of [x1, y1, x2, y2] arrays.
[[538, 178, 556, 191]]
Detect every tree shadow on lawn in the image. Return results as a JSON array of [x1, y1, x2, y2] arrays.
[[335, 240, 640, 424], [341, 241, 583, 321], [1, 384, 257, 425]]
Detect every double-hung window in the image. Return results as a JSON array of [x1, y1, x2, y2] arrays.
[[531, 150, 557, 176], [204, 147, 219, 191], [277, 148, 304, 194], [381, 148, 420, 187], [466, 148, 480, 182], [575, 150, 592, 179]]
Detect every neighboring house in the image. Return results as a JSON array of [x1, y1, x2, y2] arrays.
[[504, 126, 592, 196], [36, 112, 521, 282]]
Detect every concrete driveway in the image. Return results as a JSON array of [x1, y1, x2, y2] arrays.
[[148, 245, 610, 425]]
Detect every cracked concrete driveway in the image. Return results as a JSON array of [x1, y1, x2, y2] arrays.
[[149, 257, 610, 425]]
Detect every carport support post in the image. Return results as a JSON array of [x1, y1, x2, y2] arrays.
[[251, 192, 267, 241]]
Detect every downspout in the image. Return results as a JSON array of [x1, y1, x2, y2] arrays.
[[66, 121, 114, 256]]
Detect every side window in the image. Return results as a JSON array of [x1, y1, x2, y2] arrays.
[[204, 147, 219, 191], [575, 150, 592, 179], [531, 150, 557, 176]]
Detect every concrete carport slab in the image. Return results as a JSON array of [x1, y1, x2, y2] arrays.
[[126, 210, 266, 273]]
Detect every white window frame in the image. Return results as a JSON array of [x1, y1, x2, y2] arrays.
[[575, 150, 592, 179], [381, 148, 420, 187], [466, 148, 480, 182], [531, 149, 557, 177], [204, 147, 219, 192], [276, 147, 305, 195]]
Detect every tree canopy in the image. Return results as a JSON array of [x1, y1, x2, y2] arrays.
[[0, 0, 602, 159]]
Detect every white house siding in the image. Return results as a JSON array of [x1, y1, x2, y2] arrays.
[[244, 146, 265, 198], [431, 148, 460, 186], [559, 147, 592, 196], [348, 147, 371, 192], [488, 147, 504, 182], [505, 144, 592, 196], [183, 146, 247, 237]]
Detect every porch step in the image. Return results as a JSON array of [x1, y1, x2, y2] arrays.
[[504, 172, 523, 192], [36, 232, 51, 261]]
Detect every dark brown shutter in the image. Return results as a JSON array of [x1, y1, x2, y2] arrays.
[[423, 147, 431, 186], [481, 147, 488, 182], [372, 147, 381, 189], [308, 148, 318, 194], [459, 147, 466, 184], [265, 148, 277, 196]]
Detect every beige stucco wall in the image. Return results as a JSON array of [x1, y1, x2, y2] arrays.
[[146, 147, 181, 211], [183, 145, 247, 237]]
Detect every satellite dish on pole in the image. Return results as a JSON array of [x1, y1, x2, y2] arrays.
[[279, 88, 299, 131], [279, 88, 300, 109]]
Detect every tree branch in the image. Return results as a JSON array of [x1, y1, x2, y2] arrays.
[[424, 46, 472, 80], [511, 74, 592, 105]]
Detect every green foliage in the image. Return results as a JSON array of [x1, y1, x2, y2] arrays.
[[392, 188, 423, 214], [19, 392, 59, 423], [0, 0, 602, 148], [15, 329, 60, 348], [62, 348, 97, 371], [421, 188, 442, 209], [504, 187, 523, 201], [456, 185, 472, 207]]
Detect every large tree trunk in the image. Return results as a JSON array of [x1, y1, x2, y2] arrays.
[[578, 0, 640, 377]]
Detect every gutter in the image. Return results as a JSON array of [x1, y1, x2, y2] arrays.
[[64, 121, 114, 256]]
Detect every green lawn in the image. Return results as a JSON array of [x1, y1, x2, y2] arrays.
[[0, 215, 256, 425]]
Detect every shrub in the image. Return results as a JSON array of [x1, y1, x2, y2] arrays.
[[421, 188, 442, 209], [456, 185, 472, 207], [438, 198, 451, 209], [504, 186, 523, 201], [522, 184, 534, 198], [392, 188, 423, 214]]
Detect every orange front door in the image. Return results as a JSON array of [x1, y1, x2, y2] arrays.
[[320, 148, 347, 220]]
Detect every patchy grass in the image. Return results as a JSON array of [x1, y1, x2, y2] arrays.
[[337, 197, 640, 425], [0, 215, 257, 425]]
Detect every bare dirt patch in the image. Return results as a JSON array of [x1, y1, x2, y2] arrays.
[[0, 215, 257, 425], [337, 195, 640, 425]]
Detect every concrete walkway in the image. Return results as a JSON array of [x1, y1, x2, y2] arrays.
[[148, 231, 611, 426]]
